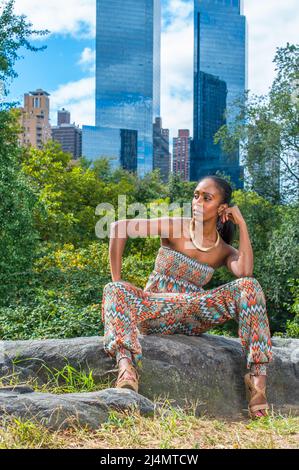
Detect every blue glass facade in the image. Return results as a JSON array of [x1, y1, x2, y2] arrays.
[[82, 0, 161, 176], [197, 71, 227, 161], [82, 125, 137, 172], [191, 0, 247, 188]]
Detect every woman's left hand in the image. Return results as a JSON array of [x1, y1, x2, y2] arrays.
[[219, 205, 246, 226]]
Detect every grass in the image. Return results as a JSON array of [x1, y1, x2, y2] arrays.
[[0, 357, 116, 394], [0, 362, 298, 449], [0, 403, 298, 449]]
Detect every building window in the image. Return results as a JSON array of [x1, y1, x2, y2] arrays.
[[33, 97, 41, 108]]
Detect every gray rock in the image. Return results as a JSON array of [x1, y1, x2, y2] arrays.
[[0, 334, 298, 421], [0, 384, 35, 394], [0, 388, 155, 431]]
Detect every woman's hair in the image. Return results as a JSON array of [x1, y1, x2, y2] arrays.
[[197, 175, 235, 246]]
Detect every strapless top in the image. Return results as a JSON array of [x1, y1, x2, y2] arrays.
[[143, 245, 215, 294]]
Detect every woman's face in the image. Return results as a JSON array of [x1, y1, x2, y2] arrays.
[[192, 179, 226, 221]]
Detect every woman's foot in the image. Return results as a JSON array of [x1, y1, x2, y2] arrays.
[[244, 373, 269, 418], [115, 357, 139, 393]]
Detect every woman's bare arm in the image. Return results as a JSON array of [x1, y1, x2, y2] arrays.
[[108, 217, 172, 282], [109, 221, 128, 282]]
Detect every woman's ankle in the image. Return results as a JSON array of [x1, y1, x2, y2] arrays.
[[250, 363, 267, 376], [118, 357, 133, 368]]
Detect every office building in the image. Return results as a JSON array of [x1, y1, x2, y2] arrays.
[[173, 129, 191, 181], [82, 126, 138, 173], [52, 110, 82, 160], [18, 89, 52, 149], [57, 108, 71, 126], [153, 117, 171, 183], [191, 0, 247, 188], [83, 0, 161, 176]]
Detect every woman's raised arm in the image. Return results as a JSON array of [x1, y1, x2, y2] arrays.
[[108, 217, 172, 281]]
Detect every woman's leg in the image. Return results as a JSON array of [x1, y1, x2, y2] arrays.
[[169, 276, 273, 376], [176, 276, 272, 416], [101, 280, 193, 369], [101, 277, 273, 375], [217, 276, 273, 376]]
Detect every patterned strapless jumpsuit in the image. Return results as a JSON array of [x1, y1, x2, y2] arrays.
[[101, 246, 273, 376]]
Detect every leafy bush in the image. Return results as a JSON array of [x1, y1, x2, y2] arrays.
[[283, 279, 299, 338], [0, 240, 157, 340], [0, 109, 39, 306], [0, 194, 298, 340]]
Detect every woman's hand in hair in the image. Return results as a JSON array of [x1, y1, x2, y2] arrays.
[[219, 205, 246, 226]]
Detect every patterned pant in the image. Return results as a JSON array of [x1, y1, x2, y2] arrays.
[[101, 277, 273, 376]]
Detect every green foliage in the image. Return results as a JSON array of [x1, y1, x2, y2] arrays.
[[0, 240, 158, 339], [215, 43, 299, 204], [0, 302, 104, 340], [0, 0, 49, 101], [20, 141, 108, 244], [0, 242, 111, 338], [206, 191, 298, 334], [0, 0, 50, 305], [166, 172, 195, 205], [0, 108, 39, 305], [259, 205, 299, 331], [284, 279, 299, 338], [20, 143, 177, 245], [0, 119, 298, 339]]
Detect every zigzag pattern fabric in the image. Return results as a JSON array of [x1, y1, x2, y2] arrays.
[[101, 246, 273, 376]]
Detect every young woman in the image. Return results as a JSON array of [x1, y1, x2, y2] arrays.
[[101, 176, 273, 419]]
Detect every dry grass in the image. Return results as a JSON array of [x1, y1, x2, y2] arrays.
[[0, 399, 298, 449], [0, 363, 298, 449]]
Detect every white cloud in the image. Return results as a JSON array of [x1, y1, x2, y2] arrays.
[[244, 0, 299, 96], [13, 0, 95, 38], [49, 77, 95, 127], [77, 47, 96, 73], [161, 0, 194, 142]]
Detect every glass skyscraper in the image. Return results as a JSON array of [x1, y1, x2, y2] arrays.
[[197, 71, 228, 162], [83, 0, 161, 177], [191, 0, 247, 188]]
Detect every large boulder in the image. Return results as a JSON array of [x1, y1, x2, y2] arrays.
[[0, 334, 298, 422]]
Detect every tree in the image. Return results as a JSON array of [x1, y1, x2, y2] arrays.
[[0, 0, 49, 106], [166, 172, 195, 208], [0, 108, 39, 305], [215, 43, 299, 205], [90, 157, 112, 182], [0, 0, 49, 305], [20, 141, 107, 244]]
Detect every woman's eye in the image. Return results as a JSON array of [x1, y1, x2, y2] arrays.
[[194, 195, 210, 200]]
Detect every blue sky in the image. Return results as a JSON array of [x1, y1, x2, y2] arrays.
[[6, 0, 299, 143]]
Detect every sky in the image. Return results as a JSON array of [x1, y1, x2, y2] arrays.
[[6, 0, 299, 145]]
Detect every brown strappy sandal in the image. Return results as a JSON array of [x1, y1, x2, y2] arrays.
[[115, 362, 140, 393], [244, 373, 269, 419]]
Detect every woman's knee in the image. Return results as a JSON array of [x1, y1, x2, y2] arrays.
[[238, 276, 262, 289], [235, 276, 266, 300], [103, 280, 133, 295]]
